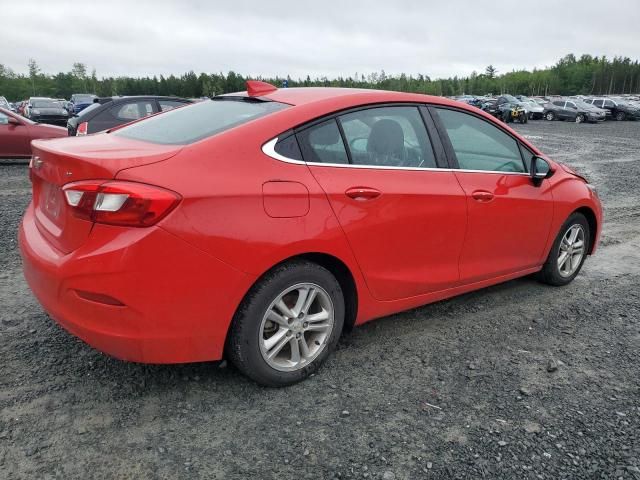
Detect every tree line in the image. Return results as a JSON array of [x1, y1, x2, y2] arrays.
[[1, 54, 639, 102]]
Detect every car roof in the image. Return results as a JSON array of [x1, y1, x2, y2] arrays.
[[224, 87, 466, 111]]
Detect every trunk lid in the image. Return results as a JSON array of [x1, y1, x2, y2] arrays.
[[30, 134, 182, 253]]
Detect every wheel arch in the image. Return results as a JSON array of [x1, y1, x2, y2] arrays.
[[573, 206, 598, 254], [227, 252, 359, 348]]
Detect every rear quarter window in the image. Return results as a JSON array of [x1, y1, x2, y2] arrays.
[[114, 99, 288, 145]]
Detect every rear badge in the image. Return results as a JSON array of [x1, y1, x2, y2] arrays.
[[32, 156, 43, 169]]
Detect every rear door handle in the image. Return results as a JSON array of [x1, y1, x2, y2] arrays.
[[345, 187, 381, 201], [471, 190, 494, 202]]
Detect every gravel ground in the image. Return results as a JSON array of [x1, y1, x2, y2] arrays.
[[1, 120, 639, 479]]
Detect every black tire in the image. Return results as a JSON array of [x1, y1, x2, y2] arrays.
[[227, 260, 345, 387], [538, 213, 590, 286], [545, 111, 555, 121], [576, 114, 585, 124], [615, 111, 626, 121]]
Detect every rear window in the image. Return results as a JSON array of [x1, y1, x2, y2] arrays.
[[113, 99, 289, 145]]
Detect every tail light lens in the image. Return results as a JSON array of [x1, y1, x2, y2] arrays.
[[76, 122, 88, 136], [62, 180, 181, 227]]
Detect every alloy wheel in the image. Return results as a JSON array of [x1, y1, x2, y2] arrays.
[[557, 224, 586, 277], [259, 283, 335, 372]]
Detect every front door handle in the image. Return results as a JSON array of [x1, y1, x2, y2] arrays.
[[471, 190, 494, 202], [345, 187, 381, 201]]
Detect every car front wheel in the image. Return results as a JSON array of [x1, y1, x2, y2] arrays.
[[227, 260, 344, 386], [545, 111, 555, 121], [539, 213, 590, 286]]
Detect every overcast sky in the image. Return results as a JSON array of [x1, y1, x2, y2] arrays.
[[2, 0, 639, 80]]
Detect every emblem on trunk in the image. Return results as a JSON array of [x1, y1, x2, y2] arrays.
[[32, 156, 43, 169]]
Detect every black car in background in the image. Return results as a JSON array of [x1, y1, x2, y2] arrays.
[[67, 96, 192, 135], [26, 97, 69, 126], [584, 98, 640, 121], [543, 99, 606, 123]]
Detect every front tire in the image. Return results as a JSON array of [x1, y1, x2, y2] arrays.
[[576, 114, 585, 124], [539, 213, 590, 286], [545, 111, 555, 121], [615, 111, 626, 121], [227, 260, 345, 386]]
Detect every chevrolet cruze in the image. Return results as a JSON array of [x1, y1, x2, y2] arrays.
[[20, 82, 602, 386]]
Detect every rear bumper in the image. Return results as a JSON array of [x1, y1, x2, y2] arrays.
[[19, 203, 254, 363]]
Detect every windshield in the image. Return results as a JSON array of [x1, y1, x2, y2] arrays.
[[32, 100, 62, 109], [114, 98, 289, 145], [502, 95, 519, 103]]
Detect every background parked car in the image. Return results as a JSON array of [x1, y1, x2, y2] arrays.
[[517, 96, 545, 119], [496, 94, 538, 119], [584, 97, 640, 121], [543, 99, 606, 123], [0, 107, 66, 158], [25, 97, 69, 126], [70, 93, 98, 114], [67, 95, 193, 135], [0, 96, 11, 110]]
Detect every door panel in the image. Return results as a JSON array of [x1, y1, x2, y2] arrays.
[[0, 119, 31, 157], [454, 172, 553, 282], [309, 165, 467, 300]]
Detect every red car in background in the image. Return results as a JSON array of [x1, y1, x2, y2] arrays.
[[19, 82, 602, 386], [0, 107, 67, 159]]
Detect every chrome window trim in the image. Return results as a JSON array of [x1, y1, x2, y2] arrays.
[[262, 136, 529, 175]]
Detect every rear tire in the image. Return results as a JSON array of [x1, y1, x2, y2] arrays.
[[545, 111, 555, 121], [539, 213, 590, 286], [227, 260, 345, 387]]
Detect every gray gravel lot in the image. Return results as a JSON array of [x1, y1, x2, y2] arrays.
[[1, 120, 639, 479]]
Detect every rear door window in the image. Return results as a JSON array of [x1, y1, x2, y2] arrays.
[[338, 106, 436, 168], [111, 101, 155, 121], [296, 119, 349, 165]]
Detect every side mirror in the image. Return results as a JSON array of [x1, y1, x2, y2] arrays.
[[8, 117, 21, 125], [531, 156, 550, 184]]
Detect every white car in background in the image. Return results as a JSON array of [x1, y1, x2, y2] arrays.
[[519, 96, 545, 119]]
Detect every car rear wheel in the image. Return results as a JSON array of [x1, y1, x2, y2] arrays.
[[545, 111, 555, 121], [576, 114, 585, 123], [227, 260, 344, 386], [615, 111, 626, 121], [539, 213, 590, 286]]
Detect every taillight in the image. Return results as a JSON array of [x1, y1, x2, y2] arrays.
[[62, 181, 181, 227], [76, 122, 88, 136]]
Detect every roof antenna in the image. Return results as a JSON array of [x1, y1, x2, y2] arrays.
[[246, 80, 278, 97]]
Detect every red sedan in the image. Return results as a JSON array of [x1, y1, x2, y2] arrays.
[[19, 82, 602, 386], [0, 107, 67, 158]]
